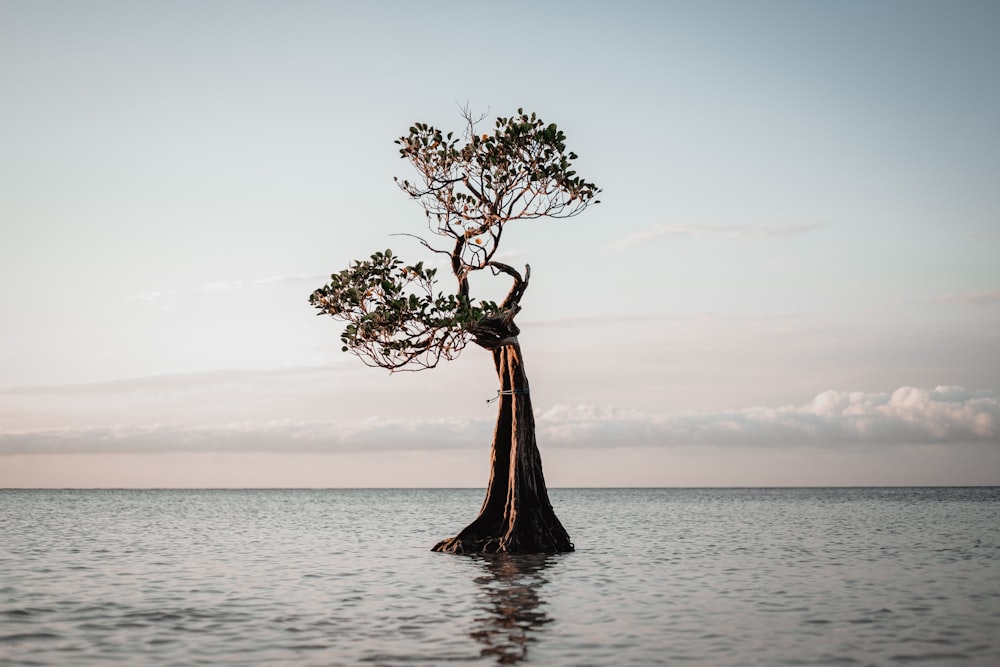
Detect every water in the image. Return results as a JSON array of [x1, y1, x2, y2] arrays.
[[1, 488, 999, 666]]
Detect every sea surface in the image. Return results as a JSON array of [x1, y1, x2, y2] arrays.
[[1, 487, 999, 666]]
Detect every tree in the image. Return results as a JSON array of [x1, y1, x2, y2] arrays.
[[310, 108, 600, 553]]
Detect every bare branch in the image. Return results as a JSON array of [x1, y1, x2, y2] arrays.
[[389, 232, 452, 258], [490, 262, 531, 309]]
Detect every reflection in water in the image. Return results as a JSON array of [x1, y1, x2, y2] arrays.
[[469, 554, 563, 664]]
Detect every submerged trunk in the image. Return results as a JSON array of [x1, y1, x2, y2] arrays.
[[432, 339, 573, 554]]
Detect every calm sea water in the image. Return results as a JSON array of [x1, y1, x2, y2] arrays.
[[1, 488, 999, 666]]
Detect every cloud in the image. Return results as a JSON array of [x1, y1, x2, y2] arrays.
[[937, 290, 1000, 305], [2, 386, 996, 456], [539, 386, 999, 448], [202, 280, 244, 294], [0, 365, 343, 396], [0, 417, 490, 455], [522, 311, 810, 330], [131, 274, 327, 302], [611, 222, 827, 249]]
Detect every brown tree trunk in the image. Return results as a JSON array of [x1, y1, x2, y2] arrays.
[[432, 339, 574, 554]]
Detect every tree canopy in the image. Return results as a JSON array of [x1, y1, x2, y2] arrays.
[[310, 108, 601, 371]]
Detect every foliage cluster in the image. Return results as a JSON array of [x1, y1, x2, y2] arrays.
[[309, 249, 499, 370], [311, 108, 600, 371], [394, 108, 599, 279]]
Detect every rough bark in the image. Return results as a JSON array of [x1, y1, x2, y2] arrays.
[[432, 339, 574, 554]]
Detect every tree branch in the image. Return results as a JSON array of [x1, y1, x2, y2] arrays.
[[490, 262, 531, 310]]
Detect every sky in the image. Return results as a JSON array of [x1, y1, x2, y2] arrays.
[[1, 0, 998, 487]]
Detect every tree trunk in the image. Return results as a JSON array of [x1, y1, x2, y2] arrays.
[[432, 339, 574, 554]]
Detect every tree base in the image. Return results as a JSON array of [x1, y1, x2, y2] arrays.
[[431, 532, 574, 555], [431, 508, 574, 554]]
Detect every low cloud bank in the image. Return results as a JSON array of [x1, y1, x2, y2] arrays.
[[0, 417, 487, 455], [540, 386, 998, 447], [2, 386, 996, 455]]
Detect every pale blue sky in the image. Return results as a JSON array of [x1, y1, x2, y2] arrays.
[[1, 1, 998, 486]]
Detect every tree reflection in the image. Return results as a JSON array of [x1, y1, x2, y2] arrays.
[[469, 553, 562, 664]]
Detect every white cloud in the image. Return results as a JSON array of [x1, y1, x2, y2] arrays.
[[0, 365, 343, 396], [2, 386, 996, 456], [937, 290, 1000, 305], [539, 386, 999, 448], [0, 417, 490, 455], [130, 274, 325, 302], [522, 310, 810, 331], [202, 280, 244, 293], [611, 222, 827, 249]]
